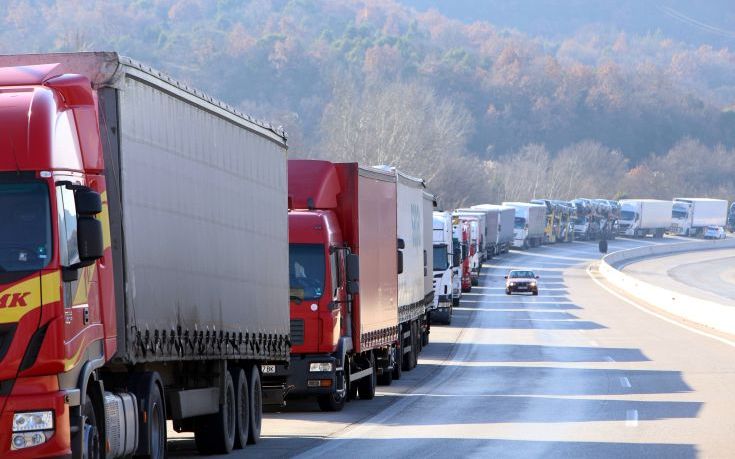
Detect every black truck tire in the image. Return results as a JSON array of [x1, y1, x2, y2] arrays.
[[247, 366, 263, 444], [358, 353, 377, 400], [81, 397, 102, 459], [195, 370, 236, 454], [392, 344, 402, 380], [230, 367, 250, 449], [318, 367, 348, 411]]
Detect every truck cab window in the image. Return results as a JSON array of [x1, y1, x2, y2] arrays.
[[0, 181, 52, 272], [289, 244, 326, 300], [56, 184, 80, 267]]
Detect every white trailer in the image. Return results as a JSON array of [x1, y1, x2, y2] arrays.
[[394, 169, 433, 362], [471, 204, 515, 255], [431, 211, 455, 324], [502, 202, 546, 248], [618, 199, 673, 237], [671, 198, 728, 237]]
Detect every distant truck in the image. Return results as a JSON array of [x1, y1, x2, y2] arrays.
[[618, 199, 673, 238], [729, 202, 735, 232], [281, 160, 402, 413], [670, 198, 728, 237], [0, 52, 290, 457], [471, 204, 515, 255], [431, 211, 456, 325], [530, 199, 558, 244], [502, 202, 546, 248], [455, 209, 489, 262], [452, 216, 473, 292]]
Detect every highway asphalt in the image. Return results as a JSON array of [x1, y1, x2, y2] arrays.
[[169, 236, 735, 458], [621, 248, 735, 306]]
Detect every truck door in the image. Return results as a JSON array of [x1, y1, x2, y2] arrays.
[[55, 182, 102, 364]]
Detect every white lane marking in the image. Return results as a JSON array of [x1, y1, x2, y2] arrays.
[[604, 356, 615, 362], [626, 409, 639, 427], [587, 264, 735, 348], [588, 339, 600, 347], [619, 377, 632, 388]]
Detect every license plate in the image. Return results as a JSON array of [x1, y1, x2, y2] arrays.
[[261, 365, 276, 374]]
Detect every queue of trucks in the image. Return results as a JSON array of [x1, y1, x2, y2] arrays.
[[1, 52, 734, 459]]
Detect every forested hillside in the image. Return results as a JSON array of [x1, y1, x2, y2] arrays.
[[2, 0, 734, 206]]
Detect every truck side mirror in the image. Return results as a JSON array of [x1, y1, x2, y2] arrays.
[[77, 216, 104, 264], [397, 250, 404, 275], [397, 238, 405, 250], [452, 251, 461, 268], [75, 188, 102, 215], [347, 280, 359, 295], [346, 253, 359, 281]]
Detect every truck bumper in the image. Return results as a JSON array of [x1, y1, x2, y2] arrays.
[[274, 355, 338, 396], [0, 384, 71, 458]]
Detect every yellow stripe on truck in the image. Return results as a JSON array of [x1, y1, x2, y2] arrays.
[[0, 271, 60, 324]]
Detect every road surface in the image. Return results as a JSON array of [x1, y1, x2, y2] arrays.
[[621, 248, 735, 306], [170, 236, 735, 458]]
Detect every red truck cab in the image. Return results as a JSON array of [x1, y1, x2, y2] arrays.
[[0, 64, 109, 456]]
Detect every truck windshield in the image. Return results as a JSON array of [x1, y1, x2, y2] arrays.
[[620, 210, 635, 221], [672, 205, 688, 219], [575, 216, 587, 224], [514, 217, 526, 229], [289, 243, 326, 300], [433, 245, 448, 271], [0, 181, 52, 272]]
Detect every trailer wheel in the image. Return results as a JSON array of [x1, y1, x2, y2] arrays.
[[452, 296, 459, 307], [391, 343, 402, 380], [317, 366, 347, 411], [230, 367, 250, 449], [377, 349, 394, 386], [358, 353, 377, 400], [401, 324, 414, 371], [247, 366, 263, 444], [195, 370, 236, 454]]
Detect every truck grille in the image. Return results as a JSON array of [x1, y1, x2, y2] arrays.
[[290, 319, 304, 346]]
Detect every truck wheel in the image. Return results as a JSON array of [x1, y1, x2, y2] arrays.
[[317, 367, 347, 411], [401, 325, 415, 371], [377, 349, 394, 386], [230, 367, 250, 449], [452, 296, 459, 307], [391, 344, 402, 380], [195, 370, 236, 454], [81, 397, 102, 459], [358, 353, 377, 400], [247, 366, 262, 444]]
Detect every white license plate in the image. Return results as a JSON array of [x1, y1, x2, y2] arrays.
[[261, 365, 276, 374]]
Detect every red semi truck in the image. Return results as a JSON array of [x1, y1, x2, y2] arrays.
[[0, 53, 290, 457], [272, 160, 432, 412], [275, 160, 399, 411]]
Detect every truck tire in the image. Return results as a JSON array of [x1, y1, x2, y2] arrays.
[[358, 353, 377, 400], [401, 324, 415, 371], [230, 367, 250, 449], [391, 344, 402, 380], [452, 296, 459, 307], [195, 370, 236, 454], [317, 366, 348, 411], [377, 349, 394, 386], [81, 397, 102, 459], [247, 366, 263, 444]]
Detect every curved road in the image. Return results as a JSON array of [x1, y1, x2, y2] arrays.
[[170, 237, 735, 458], [621, 248, 735, 306]]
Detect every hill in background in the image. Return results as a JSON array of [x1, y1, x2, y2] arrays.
[[1, 0, 733, 205]]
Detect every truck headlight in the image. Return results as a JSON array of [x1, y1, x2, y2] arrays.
[[309, 362, 333, 372], [11, 431, 51, 450], [530, 281, 537, 287], [13, 411, 53, 432]]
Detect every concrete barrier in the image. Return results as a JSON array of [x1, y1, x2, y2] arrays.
[[599, 238, 735, 336]]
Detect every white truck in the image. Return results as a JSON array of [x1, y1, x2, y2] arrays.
[[618, 199, 673, 238], [502, 202, 546, 248], [431, 211, 456, 324], [670, 198, 728, 237], [471, 204, 515, 255]]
